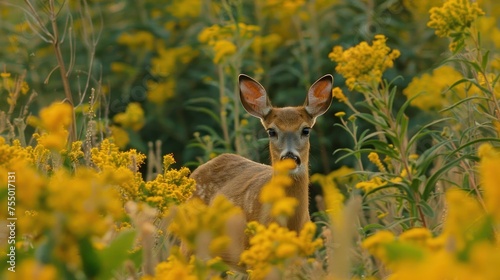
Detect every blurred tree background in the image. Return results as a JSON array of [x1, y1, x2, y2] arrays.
[[0, 0, 498, 173]]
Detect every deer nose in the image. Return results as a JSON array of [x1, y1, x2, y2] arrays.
[[280, 152, 301, 166]]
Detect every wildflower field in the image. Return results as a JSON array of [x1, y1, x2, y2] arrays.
[[1, 0, 500, 279]]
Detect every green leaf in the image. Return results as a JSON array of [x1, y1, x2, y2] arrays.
[[79, 236, 102, 279], [362, 223, 386, 232], [35, 231, 55, 264], [418, 200, 435, 218], [385, 242, 425, 262], [422, 155, 471, 200], [481, 50, 490, 70], [97, 230, 137, 280]]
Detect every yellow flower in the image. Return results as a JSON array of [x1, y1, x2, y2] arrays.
[[332, 87, 348, 102], [198, 23, 259, 64], [334, 111, 346, 117], [169, 195, 242, 254], [6, 259, 57, 280], [262, 0, 306, 18], [361, 230, 395, 263], [150, 45, 198, 77], [117, 30, 155, 52], [311, 166, 354, 221], [368, 152, 386, 172], [212, 40, 237, 64], [147, 78, 176, 105], [113, 102, 145, 131], [64, 140, 84, 163], [27, 102, 73, 150], [478, 143, 500, 221], [251, 33, 282, 56], [329, 35, 400, 90], [109, 125, 130, 149], [91, 138, 145, 170], [240, 221, 322, 279], [259, 159, 298, 220], [441, 188, 486, 251], [47, 168, 124, 237], [142, 154, 196, 214], [39, 102, 73, 133], [403, 66, 467, 111], [145, 255, 197, 280], [399, 228, 432, 246], [427, 0, 485, 51], [166, 0, 202, 18], [355, 176, 386, 192]]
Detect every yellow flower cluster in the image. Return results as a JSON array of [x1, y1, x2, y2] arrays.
[[332, 87, 348, 103], [355, 176, 387, 193], [427, 0, 485, 51], [1, 71, 30, 107], [143, 255, 197, 280], [361, 230, 395, 264], [198, 23, 260, 64], [329, 35, 400, 91], [109, 125, 130, 149], [7, 259, 58, 280], [27, 102, 73, 150], [0, 138, 46, 234], [92, 140, 197, 216], [147, 45, 197, 105], [362, 157, 500, 280], [240, 221, 323, 279], [311, 166, 353, 221], [166, 0, 202, 19], [48, 168, 124, 237], [61, 140, 85, 164], [147, 78, 176, 105], [355, 152, 408, 193], [168, 195, 242, 255], [251, 34, 282, 56], [142, 154, 196, 214], [113, 102, 145, 131], [368, 152, 386, 172], [150, 45, 198, 77], [91, 138, 145, 171], [478, 143, 500, 221], [403, 66, 466, 111], [259, 159, 298, 220], [0, 138, 128, 273], [117, 30, 155, 52], [143, 254, 224, 280]]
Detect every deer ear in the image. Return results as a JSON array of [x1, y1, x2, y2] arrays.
[[304, 74, 333, 119], [239, 74, 272, 119]]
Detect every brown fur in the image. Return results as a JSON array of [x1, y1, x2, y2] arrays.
[[185, 74, 333, 268]]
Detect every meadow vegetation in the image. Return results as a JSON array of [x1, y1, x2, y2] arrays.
[[1, 0, 500, 279]]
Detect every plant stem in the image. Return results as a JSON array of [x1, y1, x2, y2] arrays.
[[218, 65, 230, 149], [47, 0, 76, 142]]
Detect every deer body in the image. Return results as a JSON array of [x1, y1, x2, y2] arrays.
[[188, 74, 333, 266]]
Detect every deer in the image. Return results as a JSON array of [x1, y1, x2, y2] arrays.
[[187, 73, 333, 268]]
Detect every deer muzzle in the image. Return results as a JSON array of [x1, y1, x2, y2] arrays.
[[280, 152, 301, 166]]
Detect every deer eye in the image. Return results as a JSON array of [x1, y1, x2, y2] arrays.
[[302, 127, 311, 136], [267, 128, 277, 138]]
